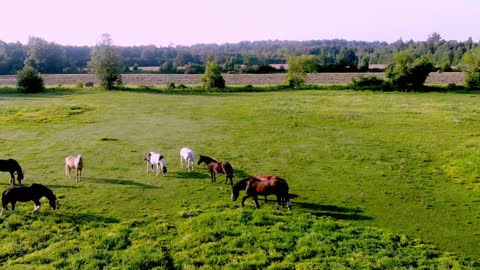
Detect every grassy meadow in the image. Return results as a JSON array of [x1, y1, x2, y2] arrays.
[[0, 86, 479, 269]]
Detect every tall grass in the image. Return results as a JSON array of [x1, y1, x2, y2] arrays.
[[0, 88, 479, 268]]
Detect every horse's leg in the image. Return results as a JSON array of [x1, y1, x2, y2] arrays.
[[9, 171, 15, 185], [0, 207, 4, 215], [12, 202, 17, 213], [274, 194, 281, 210], [32, 200, 41, 213], [253, 195, 261, 208], [241, 195, 250, 207], [77, 168, 82, 182], [210, 170, 215, 182], [180, 156, 184, 168]]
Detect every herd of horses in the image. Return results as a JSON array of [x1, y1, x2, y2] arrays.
[[0, 147, 292, 215]]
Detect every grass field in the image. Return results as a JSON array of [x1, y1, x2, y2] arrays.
[[0, 87, 479, 268]]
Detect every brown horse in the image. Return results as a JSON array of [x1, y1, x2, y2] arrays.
[[198, 155, 233, 185], [65, 155, 83, 182], [231, 177, 291, 210]]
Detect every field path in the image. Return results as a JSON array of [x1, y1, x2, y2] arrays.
[[0, 72, 465, 86]]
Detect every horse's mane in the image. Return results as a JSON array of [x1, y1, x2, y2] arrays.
[[30, 183, 56, 201], [75, 155, 83, 168], [233, 177, 256, 190], [200, 155, 217, 164]]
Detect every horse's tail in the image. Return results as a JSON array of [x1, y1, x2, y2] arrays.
[[75, 155, 83, 169]]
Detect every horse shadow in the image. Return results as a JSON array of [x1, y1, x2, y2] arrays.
[[87, 177, 159, 189], [174, 171, 210, 179], [293, 201, 372, 221]]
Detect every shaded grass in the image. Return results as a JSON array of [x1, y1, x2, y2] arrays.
[[0, 88, 479, 267]]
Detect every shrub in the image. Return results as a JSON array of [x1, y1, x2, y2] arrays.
[[202, 60, 225, 90], [351, 76, 390, 91], [16, 66, 45, 93], [459, 47, 480, 89], [385, 53, 433, 91], [76, 81, 84, 88]]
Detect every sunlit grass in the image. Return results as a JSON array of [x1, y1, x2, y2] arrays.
[[0, 88, 479, 268]]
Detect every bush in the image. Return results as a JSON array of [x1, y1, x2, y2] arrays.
[[16, 66, 45, 93], [385, 53, 433, 91], [351, 76, 390, 91], [76, 81, 84, 88], [202, 60, 225, 90]]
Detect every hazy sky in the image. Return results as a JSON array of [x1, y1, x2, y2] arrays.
[[1, 0, 479, 46]]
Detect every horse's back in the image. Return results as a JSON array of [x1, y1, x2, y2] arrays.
[[180, 147, 195, 160]]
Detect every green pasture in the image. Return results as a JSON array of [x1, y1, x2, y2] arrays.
[[0, 87, 479, 269]]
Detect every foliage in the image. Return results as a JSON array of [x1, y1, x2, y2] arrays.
[[350, 75, 390, 91], [88, 34, 123, 90], [285, 55, 316, 87], [16, 65, 45, 93], [201, 60, 225, 90], [385, 52, 434, 91], [23, 37, 66, 74], [459, 47, 480, 89]]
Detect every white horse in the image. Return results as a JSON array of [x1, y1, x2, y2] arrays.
[[65, 155, 83, 182], [180, 147, 195, 172], [145, 152, 167, 176]]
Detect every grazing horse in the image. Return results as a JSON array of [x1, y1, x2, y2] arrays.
[[231, 177, 291, 210], [197, 155, 233, 184], [145, 152, 167, 176], [65, 155, 83, 182], [0, 183, 57, 215], [180, 147, 195, 172], [255, 174, 288, 202], [0, 159, 24, 185]]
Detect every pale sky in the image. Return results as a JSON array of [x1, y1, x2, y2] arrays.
[[1, 0, 479, 47]]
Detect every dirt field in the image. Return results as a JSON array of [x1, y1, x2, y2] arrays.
[[0, 72, 465, 86]]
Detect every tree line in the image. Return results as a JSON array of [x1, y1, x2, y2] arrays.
[[0, 33, 478, 75]]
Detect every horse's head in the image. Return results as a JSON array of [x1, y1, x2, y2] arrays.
[[49, 196, 58, 210], [197, 155, 204, 165], [144, 152, 151, 162], [162, 165, 167, 175], [231, 184, 239, 201], [17, 171, 24, 185]]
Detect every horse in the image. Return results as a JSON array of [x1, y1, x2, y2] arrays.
[[0, 159, 24, 186], [0, 183, 57, 215], [255, 174, 288, 202], [145, 152, 167, 176], [180, 147, 195, 172], [65, 155, 83, 182], [197, 155, 233, 184], [231, 177, 291, 210]]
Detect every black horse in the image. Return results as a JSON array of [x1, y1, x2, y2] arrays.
[[1, 183, 57, 215], [0, 159, 24, 185], [197, 155, 233, 185]]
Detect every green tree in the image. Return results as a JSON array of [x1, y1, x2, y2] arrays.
[[16, 65, 44, 93], [201, 60, 225, 90], [285, 55, 316, 87], [460, 47, 480, 89], [385, 52, 433, 91], [24, 37, 66, 73], [88, 34, 123, 90]]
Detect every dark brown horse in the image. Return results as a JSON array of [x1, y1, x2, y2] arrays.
[[231, 177, 291, 210], [198, 155, 233, 185], [0, 159, 24, 185], [1, 183, 57, 215]]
